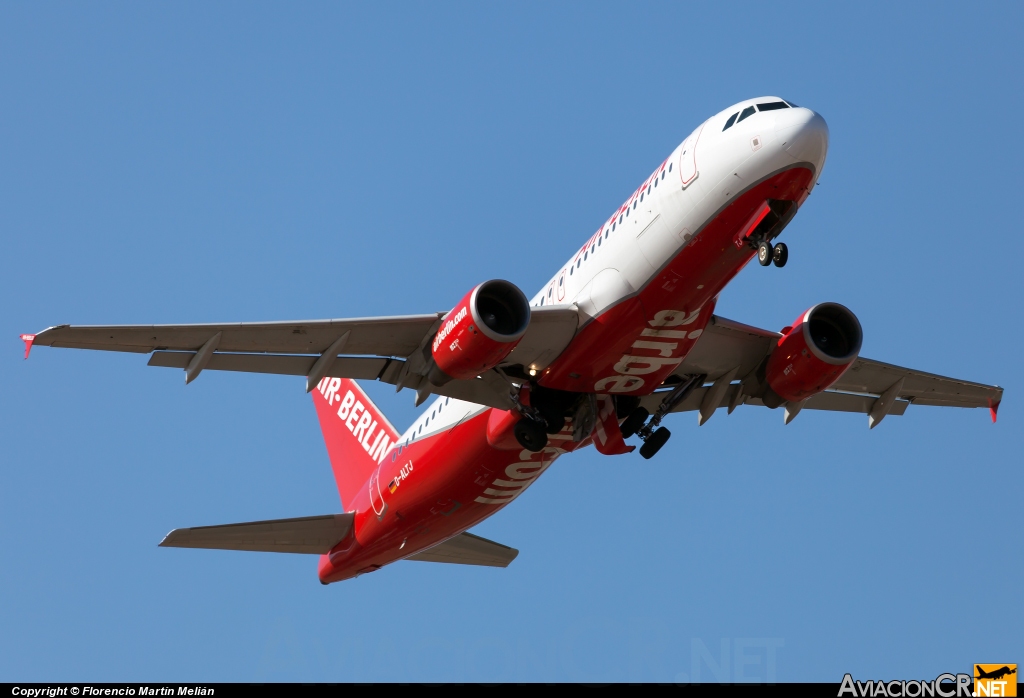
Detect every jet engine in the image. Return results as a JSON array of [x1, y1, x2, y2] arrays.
[[427, 279, 531, 385], [763, 302, 862, 405]]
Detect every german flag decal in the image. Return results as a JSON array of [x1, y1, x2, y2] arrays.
[[388, 480, 398, 494]]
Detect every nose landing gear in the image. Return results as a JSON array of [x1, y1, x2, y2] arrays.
[[772, 242, 788, 267], [757, 240, 788, 268]]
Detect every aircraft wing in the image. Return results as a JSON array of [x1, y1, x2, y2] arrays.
[[28, 305, 581, 410], [404, 531, 519, 568], [644, 314, 1003, 425]]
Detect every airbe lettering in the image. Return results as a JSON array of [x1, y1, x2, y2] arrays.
[[317, 378, 391, 464], [594, 308, 705, 393], [433, 306, 468, 352]]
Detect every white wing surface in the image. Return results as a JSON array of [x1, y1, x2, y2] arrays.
[[654, 314, 1002, 424], [30, 306, 581, 410]]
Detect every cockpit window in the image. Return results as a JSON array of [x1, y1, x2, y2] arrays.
[[757, 101, 789, 112], [722, 112, 739, 131], [737, 106, 756, 123]]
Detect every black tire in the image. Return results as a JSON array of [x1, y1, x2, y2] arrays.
[[619, 407, 649, 439], [514, 418, 548, 452], [639, 427, 671, 460], [757, 240, 774, 266], [772, 242, 788, 268]]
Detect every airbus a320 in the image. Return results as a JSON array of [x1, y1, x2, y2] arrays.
[[23, 97, 1003, 584]]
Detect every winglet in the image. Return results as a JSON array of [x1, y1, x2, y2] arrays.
[[988, 398, 1000, 424], [19, 334, 36, 360]]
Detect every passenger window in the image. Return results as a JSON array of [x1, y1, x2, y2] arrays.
[[584, 251, 588, 261], [654, 178, 658, 187], [591, 245, 595, 254], [619, 214, 623, 224], [540, 297, 544, 306], [661, 171, 665, 180], [576, 259, 580, 268], [640, 192, 644, 202], [612, 222, 616, 231], [756, 101, 789, 112], [668, 163, 673, 172], [604, 229, 609, 239], [737, 106, 756, 123], [597, 236, 601, 246], [626, 208, 630, 217], [559, 276, 563, 286], [570, 267, 573, 275], [723, 112, 739, 130]]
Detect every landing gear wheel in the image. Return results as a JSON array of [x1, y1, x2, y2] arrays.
[[757, 240, 774, 266], [620, 407, 650, 439], [772, 242, 788, 267], [639, 427, 671, 460], [514, 418, 548, 452]]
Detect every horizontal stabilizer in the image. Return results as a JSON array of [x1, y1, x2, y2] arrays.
[[405, 531, 519, 568], [159, 513, 354, 554]]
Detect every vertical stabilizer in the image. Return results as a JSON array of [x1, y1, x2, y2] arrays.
[[312, 377, 400, 509]]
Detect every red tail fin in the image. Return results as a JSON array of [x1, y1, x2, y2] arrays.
[[312, 378, 400, 509]]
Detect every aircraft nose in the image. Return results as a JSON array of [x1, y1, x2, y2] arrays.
[[775, 107, 829, 169]]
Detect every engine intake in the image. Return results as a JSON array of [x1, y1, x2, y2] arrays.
[[764, 302, 862, 404], [428, 279, 530, 384]]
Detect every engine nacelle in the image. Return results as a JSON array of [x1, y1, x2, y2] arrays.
[[428, 279, 531, 384], [764, 302, 863, 404]]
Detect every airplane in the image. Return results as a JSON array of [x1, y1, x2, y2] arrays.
[[975, 666, 1016, 681], [974, 663, 1015, 679], [21, 96, 1003, 584]]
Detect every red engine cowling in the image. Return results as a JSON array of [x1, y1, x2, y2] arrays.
[[428, 279, 531, 384], [764, 302, 863, 404]]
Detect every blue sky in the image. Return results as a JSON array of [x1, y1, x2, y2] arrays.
[[2, 1, 1020, 682]]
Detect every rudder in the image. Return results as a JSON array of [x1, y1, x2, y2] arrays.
[[312, 377, 399, 509]]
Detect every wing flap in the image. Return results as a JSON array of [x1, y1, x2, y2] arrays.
[[148, 352, 392, 380], [640, 383, 910, 417], [159, 513, 353, 554], [405, 531, 518, 568]]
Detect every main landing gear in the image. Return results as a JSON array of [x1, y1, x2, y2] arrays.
[[757, 240, 788, 268], [514, 418, 547, 452], [618, 373, 706, 460]]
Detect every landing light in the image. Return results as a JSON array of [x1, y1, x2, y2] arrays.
[[528, 368, 538, 377]]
